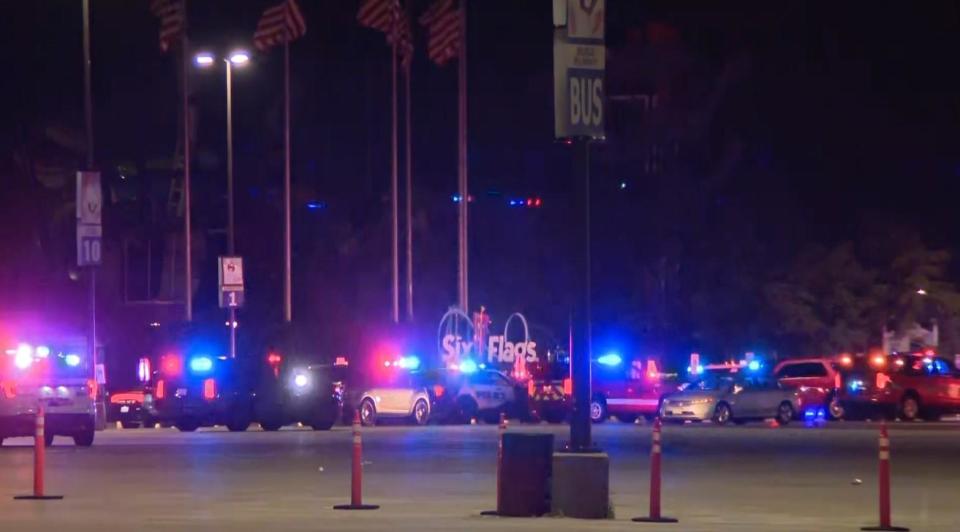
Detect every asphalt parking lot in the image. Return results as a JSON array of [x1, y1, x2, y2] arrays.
[[1, 421, 958, 531]]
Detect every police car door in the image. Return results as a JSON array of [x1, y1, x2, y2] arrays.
[[470, 371, 510, 410]]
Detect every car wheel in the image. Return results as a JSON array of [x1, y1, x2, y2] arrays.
[[777, 402, 794, 426], [226, 417, 251, 432], [44, 432, 55, 447], [827, 395, 845, 420], [456, 396, 479, 424], [900, 395, 920, 421], [359, 399, 378, 427], [175, 418, 200, 432], [310, 417, 336, 431], [259, 419, 284, 431], [412, 399, 430, 426], [713, 402, 732, 425], [589, 398, 607, 423], [618, 414, 638, 424], [73, 429, 95, 447], [120, 421, 141, 430]]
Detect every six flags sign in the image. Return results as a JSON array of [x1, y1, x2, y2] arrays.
[[438, 309, 540, 368]]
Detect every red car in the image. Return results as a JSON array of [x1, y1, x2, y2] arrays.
[[839, 354, 960, 421], [589, 356, 668, 423], [773, 358, 844, 419]]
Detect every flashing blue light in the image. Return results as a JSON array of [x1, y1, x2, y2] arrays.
[[189, 356, 214, 373], [848, 379, 865, 392], [396, 356, 421, 370], [687, 364, 704, 375], [459, 359, 478, 374], [597, 353, 623, 367], [452, 194, 463, 203], [306, 201, 326, 210], [804, 409, 816, 419], [64, 353, 81, 367], [747, 360, 761, 371], [36, 345, 51, 358], [619, 181, 627, 190], [508, 199, 524, 207]]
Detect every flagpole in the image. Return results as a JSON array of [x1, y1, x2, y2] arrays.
[[404, 59, 414, 322], [457, 0, 468, 313], [390, 41, 400, 324], [283, 39, 293, 323], [182, 0, 193, 323]]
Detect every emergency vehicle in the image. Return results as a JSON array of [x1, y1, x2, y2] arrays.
[[838, 352, 960, 421], [1, 335, 97, 446], [254, 352, 346, 431], [773, 357, 844, 419], [590, 354, 672, 423]]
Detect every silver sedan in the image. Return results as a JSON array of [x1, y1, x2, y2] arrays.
[[660, 375, 802, 425]]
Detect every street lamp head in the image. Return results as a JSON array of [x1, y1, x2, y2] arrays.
[[194, 52, 215, 67], [228, 50, 251, 66], [917, 288, 928, 295]]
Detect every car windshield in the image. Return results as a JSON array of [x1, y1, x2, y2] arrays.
[[685, 375, 736, 392]]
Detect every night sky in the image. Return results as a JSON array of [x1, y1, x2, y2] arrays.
[[3, 1, 960, 375]]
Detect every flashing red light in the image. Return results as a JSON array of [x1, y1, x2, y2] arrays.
[[527, 380, 535, 397], [203, 378, 216, 400], [1, 381, 16, 399], [526, 198, 533, 206], [87, 379, 97, 400], [433, 384, 446, 398], [267, 352, 282, 365], [534, 198, 542, 207], [839, 354, 853, 367], [562, 378, 572, 396], [334, 356, 349, 366], [155, 379, 166, 399], [160, 354, 182, 376], [870, 354, 886, 368], [924, 349, 935, 357]]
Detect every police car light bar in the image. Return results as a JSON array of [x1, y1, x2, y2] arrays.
[[597, 353, 622, 366]]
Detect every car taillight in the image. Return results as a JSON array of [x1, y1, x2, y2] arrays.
[[203, 378, 216, 400], [433, 384, 445, 398], [86, 379, 97, 399], [155, 379, 166, 399], [527, 380, 535, 396], [563, 378, 572, 395], [1, 381, 16, 398]]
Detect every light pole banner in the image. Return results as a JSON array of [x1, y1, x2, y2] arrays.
[[554, 0, 605, 139]]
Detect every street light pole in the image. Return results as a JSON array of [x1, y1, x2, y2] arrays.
[[225, 58, 236, 359]]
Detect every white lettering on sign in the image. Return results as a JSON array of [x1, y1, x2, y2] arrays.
[[570, 76, 603, 127], [441, 334, 539, 365]]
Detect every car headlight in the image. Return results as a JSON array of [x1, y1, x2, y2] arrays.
[[293, 373, 309, 388]]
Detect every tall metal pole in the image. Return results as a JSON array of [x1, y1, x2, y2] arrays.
[[82, 0, 104, 430], [404, 61, 414, 322], [226, 59, 237, 358], [182, 2, 193, 323], [457, 0, 468, 313], [390, 43, 400, 323], [569, 138, 593, 452], [283, 40, 293, 323]]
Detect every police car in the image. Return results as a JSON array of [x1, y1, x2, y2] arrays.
[[253, 352, 345, 431], [430, 362, 526, 424], [357, 356, 434, 426], [0, 338, 96, 447]]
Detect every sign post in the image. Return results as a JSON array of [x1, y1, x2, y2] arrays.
[[554, 0, 605, 453], [76, 171, 105, 430], [218, 256, 244, 358]]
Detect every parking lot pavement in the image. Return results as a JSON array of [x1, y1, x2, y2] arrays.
[[1, 422, 958, 531]]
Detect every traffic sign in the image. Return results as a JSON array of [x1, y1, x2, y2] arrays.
[[553, 0, 605, 140], [76, 172, 102, 267], [218, 256, 245, 309], [220, 289, 245, 309]]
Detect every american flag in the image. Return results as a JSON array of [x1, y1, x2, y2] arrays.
[[418, 0, 460, 66], [254, 0, 307, 51], [358, 0, 414, 69], [149, 0, 185, 52]]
